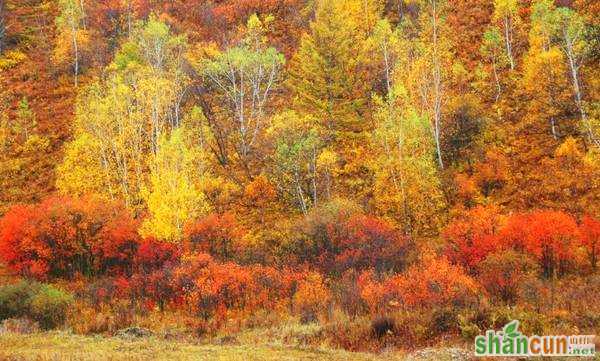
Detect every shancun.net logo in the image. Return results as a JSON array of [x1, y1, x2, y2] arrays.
[[474, 320, 596, 357]]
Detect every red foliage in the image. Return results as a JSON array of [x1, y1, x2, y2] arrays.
[[170, 253, 308, 320], [184, 213, 245, 261], [134, 238, 180, 273], [443, 205, 503, 273], [358, 255, 481, 314], [579, 215, 600, 270], [297, 211, 411, 275], [0, 204, 49, 278], [330, 215, 411, 275], [500, 210, 579, 277], [0, 196, 139, 279]]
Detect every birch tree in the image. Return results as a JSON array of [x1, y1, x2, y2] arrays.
[[372, 86, 446, 237], [0, 0, 6, 54], [554, 8, 599, 148], [267, 110, 325, 214], [199, 14, 284, 171], [492, 0, 520, 70], [57, 18, 187, 211], [141, 128, 210, 241], [56, 0, 86, 87]]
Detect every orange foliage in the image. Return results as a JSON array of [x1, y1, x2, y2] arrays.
[[500, 210, 580, 277], [171, 253, 311, 320], [443, 205, 504, 273], [358, 256, 481, 314], [0, 196, 139, 279], [579, 215, 600, 270]]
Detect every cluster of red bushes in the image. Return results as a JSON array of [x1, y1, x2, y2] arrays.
[[443, 206, 600, 302], [2, 197, 599, 325], [357, 255, 482, 315], [100, 252, 319, 321], [0, 197, 140, 279], [0, 197, 330, 320], [444, 207, 600, 275]]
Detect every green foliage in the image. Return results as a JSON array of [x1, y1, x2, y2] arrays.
[[29, 284, 74, 330], [0, 281, 73, 330], [0, 281, 39, 320]]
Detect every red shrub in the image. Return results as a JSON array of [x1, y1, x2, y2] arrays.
[[134, 238, 180, 273], [169, 253, 311, 320], [332, 215, 411, 275], [443, 205, 504, 273], [0, 196, 139, 279], [184, 213, 245, 261], [0, 204, 49, 278], [295, 210, 411, 275], [580, 215, 600, 270], [476, 250, 539, 304], [358, 255, 481, 314], [500, 210, 579, 277]]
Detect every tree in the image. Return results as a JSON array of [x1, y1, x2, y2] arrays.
[[397, 0, 454, 169], [0, 0, 7, 54], [195, 14, 285, 173], [140, 129, 210, 242], [372, 19, 401, 95], [55, 0, 87, 86], [580, 215, 600, 270], [287, 0, 379, 194], [57, 18, 188, 210], [528, 1, 598, 148], [480, 27, 508, 102], [267, 110, 325, 214], [492, 0, 520, 70], [372, 86, 446, 237], [0, 96, 51, 211], [554, 7, 599, 148]]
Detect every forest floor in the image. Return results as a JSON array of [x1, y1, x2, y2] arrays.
[[1, 331, 598, 361], [0, 331, 472, 361]]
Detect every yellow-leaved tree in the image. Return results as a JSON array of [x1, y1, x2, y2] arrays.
[[141, 128, 211, 241], [372, 85, 446, 238], [287, 0, 381, 198], [57, 17, 188, 211]]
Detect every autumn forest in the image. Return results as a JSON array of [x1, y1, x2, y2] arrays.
[[0, 0, 598, 359]]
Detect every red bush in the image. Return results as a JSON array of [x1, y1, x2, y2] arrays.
[[295, 211, 411, 275], [476, 250, 539, 304], [169, 253, 312, 320], [500, 210, 579, 277], [580, 215, 600, 270], [332, 215, 411, 274], [0, 196, 139, 279], [358, 255, 481, 314], [443, 206, 504, 273], [134, 238, 180, 273], [184, 213, 245, 261]]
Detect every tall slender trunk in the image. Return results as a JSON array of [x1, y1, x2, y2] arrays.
[[491, 58, 501, 102], [564, 35, 599, 148], [71, 23, 79, 87], [431, 0, 444, 169], [504, 15, 515, 70]]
